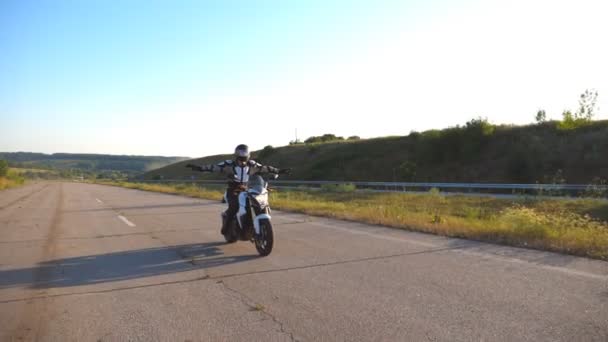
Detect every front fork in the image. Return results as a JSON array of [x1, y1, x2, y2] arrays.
[[236, 192, 249, 231], [253, 207, 271, 235], [232, 192, 272, 236]]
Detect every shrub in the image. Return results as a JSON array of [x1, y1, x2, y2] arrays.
[[307, 144, 321, 155], [257, 145, 275, 160], [585, 177, 607, 198], [408, 131, 421, 139], [460, 117, 495, 160], [557, 90, 599, 130], [0, 169, 25, 189], [0, 160, 7, 177], [465, 117, 495, 137], [414, 118, 495, 164], [398, 161, 417, 181], [428, 187, 441, 196], [539, 169, 567, 196], [557, 110, 587, 130], [305, 134, 345, 144]]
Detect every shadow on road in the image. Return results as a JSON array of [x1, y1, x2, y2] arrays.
[[0, 242, 257, 290]]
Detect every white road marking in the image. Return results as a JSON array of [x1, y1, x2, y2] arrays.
[[95, 198, 103, 204], [141, 205, 607, 281], [457, 249, 608, 281], [117, 215, 136, 227], [309, 221, 438, 248], [308, 220, 608, 281]]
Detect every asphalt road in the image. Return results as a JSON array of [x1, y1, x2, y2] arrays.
[[1, 182, 607, 341]]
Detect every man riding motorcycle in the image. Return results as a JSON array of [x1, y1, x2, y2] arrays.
[[185, 144, 290, 235]]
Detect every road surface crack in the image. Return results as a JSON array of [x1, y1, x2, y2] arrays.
[[13, 184, 62, 342], [275, 220, 310, 226], [0, 184, 50, 211], [217, 280, 297, 342]]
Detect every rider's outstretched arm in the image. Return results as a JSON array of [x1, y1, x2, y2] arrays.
[[186, 160, 242, 174], [249, 161, 290, 175], [185, 162, 222, 173]]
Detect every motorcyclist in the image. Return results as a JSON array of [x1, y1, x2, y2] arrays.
[[185, 144, 290, 235]]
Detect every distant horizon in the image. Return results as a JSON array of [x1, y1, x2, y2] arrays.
[[0, 151, 192, 159], [3, 116, 607, 159], [0, 151, 190, 158]]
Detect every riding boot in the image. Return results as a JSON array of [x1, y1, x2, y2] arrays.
[[221, 212, 229, 235]]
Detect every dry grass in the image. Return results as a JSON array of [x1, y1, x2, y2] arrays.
[[0, 170, 26, 191], [97, 181, 608, 260]]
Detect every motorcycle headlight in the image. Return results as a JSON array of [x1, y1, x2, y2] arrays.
[[253, 193, 269, 208]]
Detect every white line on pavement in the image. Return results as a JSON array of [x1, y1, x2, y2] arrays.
[[309, 221, 438, 248], [308, 220, 608, 281], [117, 215, 136, 227]]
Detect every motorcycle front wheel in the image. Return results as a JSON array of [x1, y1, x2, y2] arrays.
[[254, 219, 274, 256]]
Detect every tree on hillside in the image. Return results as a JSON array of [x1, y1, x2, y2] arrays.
[[459, 117, 495, 161], [305, 134, 345, 144], [465, 117, 495, 136], [577, 89, 599, 120], [558, 110, 577, 130], [535, 109, 547, 123], [0, 160, 8, 177], [558, 89, 599, 130]]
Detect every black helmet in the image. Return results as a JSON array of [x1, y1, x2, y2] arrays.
[[234, 144, 250, 162]]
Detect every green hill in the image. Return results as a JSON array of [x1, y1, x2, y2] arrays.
[[0, 152, 189, 177], [142, 120, 608, 184]]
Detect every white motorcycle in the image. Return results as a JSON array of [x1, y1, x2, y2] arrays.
[[222, 174, 276, 256]]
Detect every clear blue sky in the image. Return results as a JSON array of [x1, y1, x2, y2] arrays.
[[1, 0, 606, 157]]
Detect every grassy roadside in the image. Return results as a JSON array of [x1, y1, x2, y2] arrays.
[[95, 181, 608, 261], [0, 169, 26, 190]]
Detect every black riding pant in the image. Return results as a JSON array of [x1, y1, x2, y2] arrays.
[[225, 189, 240, 220]]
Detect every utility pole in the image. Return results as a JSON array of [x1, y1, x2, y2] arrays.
[[295, 128, 298, 143]]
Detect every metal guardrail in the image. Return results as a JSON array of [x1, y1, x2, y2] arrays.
[[132, 179, 608, 195]]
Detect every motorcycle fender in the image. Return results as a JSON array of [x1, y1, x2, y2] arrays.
[[253, 214, 272, 235]]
